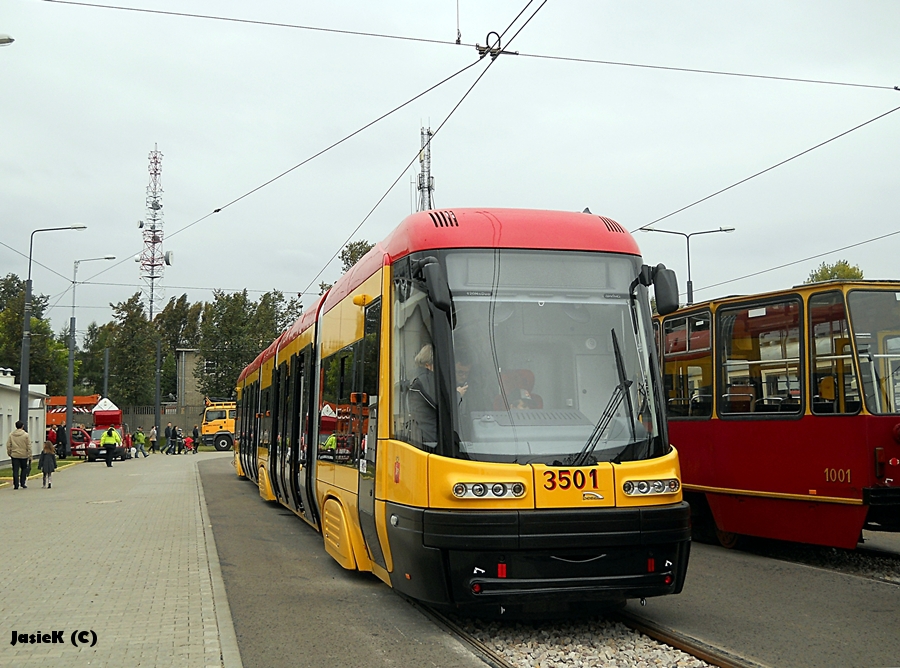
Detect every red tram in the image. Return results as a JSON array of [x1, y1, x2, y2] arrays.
[[656, 281, 900, 549], [235, 207, 691, 615]]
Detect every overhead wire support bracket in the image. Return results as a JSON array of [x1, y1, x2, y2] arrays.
[[475, 31, 518, 60]]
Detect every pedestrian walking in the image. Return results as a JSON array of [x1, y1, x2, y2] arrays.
[[175, 426, 185, 454], [192, 424, 200, 455], [149, 425, 158, 453], [100, 426, 121, 467], [55, 423, 68, 459], [133, 426, 149, 458], [5, 421, 31, 490], [164, 422, 174, 455], [38, 441, 57, 489]]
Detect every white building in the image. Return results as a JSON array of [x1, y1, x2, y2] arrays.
[[0, 368, 47, 463]]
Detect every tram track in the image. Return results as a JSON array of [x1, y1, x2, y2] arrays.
[[416, 600, 765, 668]]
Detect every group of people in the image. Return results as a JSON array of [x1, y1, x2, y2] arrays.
[[6, 421, 58, 490], [5, 420, 205, 491], [44, 423, 69, 459], [159, 422, 200, 455]]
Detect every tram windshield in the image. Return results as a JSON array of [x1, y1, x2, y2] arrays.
[[392, 249, 665, 464], [847, 289, 900, 414]]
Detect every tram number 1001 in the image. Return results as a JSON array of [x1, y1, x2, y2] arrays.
[[824, 468, 851, 483]]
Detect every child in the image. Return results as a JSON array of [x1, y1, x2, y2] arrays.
[[38, 441, 57, 489]]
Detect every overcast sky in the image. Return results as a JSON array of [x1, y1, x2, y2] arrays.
[[2, 1, 899, 337]]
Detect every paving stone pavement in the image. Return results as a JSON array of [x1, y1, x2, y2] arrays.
[[0, 451, 242, 667]]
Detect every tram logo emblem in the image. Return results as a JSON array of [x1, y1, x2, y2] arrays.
[[582, 492, 604, 501]]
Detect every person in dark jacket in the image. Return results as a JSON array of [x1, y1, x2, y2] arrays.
[[164, 422, 174, 455], [192, 424, 200, 454], [38, 441, 57, 488], [55, 423, 68, 459]]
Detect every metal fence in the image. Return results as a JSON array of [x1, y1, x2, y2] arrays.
[[121, 404, 206, 433]]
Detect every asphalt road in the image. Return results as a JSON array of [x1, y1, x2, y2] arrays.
[[199, 456, 488, 668], [626, 541, 900, 668]]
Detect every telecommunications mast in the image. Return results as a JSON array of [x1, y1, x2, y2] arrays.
[[138, 144, 171, 322], [416, 127, 435, 212]]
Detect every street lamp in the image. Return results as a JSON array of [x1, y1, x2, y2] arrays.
[[19, 225, 87, 427], [0, 34, 14, 47], [66, 255, 115, 453], [641, 226, 735, 305]]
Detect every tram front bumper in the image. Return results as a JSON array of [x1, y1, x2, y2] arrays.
[[385, 501, 691, 608]]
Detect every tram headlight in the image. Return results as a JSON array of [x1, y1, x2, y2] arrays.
[[452, 481, 527, 498], [622, 478, 681, 496]]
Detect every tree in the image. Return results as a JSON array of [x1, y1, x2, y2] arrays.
[[196, 290, 258, 398], [78, 321, 116, 395], [154, 294, 202, 398], [340, 239, 374, 272], [0, 279, 64, 392], [317, 240, 374, 295], [108, 293, 156, 405], [805, 260, 863, 284]]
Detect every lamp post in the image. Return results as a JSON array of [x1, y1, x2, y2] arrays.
[[18, 225, 87, 426], [642, 226, 735, 305], [66, 255, 115, 451], [0, 34, 14, 46]]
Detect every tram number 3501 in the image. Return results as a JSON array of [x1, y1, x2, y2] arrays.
[[543, 469, 599, 490], [824, 468, 851, 483]]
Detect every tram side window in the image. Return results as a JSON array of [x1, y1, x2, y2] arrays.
[[663, 312, 713, 418], [809, 292, 860, 414], [320, 345, 357, 464], [392, 260, 435, 450], [719, 299, 802, 416]]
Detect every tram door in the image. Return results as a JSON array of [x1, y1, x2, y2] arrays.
[[357, 299, 386, 568], [269, 365, 284, 502], [294, 347, 317, 526]]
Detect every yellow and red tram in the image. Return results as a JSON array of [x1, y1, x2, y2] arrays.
[[657, 281, 900, 549], [235, 208, 690, 614]]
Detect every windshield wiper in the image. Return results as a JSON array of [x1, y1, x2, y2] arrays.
[[572, 329, 633, 467]]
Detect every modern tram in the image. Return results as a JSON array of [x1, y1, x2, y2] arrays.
[[234, 208, 690, 614], [656, 281, 900, 549]]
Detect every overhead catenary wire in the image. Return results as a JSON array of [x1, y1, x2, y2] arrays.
[[42, 0, 899, 92], [693, 227, 900, 297], [300, 0, 549, 296], [632, 103, 900, 233], [80, 58, 485, 287]]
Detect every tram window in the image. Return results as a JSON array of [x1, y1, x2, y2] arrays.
[[718, 299, 802, 416], [809, 292, 860, 415], [320, 345, 357, 464], [392, 259, 436, 450], [663, 311, 712, 418]]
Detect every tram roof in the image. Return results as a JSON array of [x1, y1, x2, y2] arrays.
[[666, 279, 900, 315], [321, 208, 641, 314]]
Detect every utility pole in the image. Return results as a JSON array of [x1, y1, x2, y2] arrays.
[[417, 127, 435, 212]]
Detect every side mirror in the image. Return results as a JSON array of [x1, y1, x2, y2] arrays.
[[653, 264, 679, 315], [422, 261, 453, 313]]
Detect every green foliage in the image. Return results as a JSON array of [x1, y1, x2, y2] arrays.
[[805, 260, 864, 284], [340, 239, 374, 272], [77, 321, 116, 394], [107, 293, 156, 405], [195, 289, 305, 397], [153, 295, 202, 398], [0, 275, 63, 392]]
